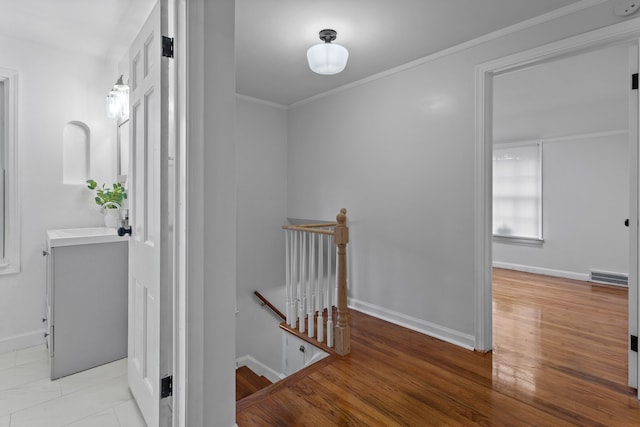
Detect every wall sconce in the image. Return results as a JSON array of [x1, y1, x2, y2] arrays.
[[106, 75, 129, 119], [307, 29, 349, 75]]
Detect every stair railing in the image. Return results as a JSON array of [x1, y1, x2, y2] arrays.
[[253, 290, 286, 322], [282, 208, 350, 356]]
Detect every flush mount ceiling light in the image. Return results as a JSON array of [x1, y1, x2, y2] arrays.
[[106, 75, 129, 120], [307, 29, 349, 75]]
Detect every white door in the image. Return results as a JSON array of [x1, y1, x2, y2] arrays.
[[127, 1, 173, 425], [630, 42, 640, 391]]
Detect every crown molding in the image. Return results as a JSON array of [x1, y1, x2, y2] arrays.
[[236, 93, 288, 110], [289, 0, 608, 109]]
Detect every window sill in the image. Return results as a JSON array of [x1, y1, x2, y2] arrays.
[[493, 235, 544, 247]]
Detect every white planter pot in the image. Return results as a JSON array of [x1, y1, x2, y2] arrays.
[[103, 208, 121, 228]]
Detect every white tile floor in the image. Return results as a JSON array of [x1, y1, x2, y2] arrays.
[[0, 345, 146, 427]]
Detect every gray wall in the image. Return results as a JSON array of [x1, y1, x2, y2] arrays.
[[285, 3, 632, 348], [235, 96, 288, 373], [494, 135, 629, 279]]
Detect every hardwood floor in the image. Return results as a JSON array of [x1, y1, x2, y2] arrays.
[[237, 269, 640, 426]]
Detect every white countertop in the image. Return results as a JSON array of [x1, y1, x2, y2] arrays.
[[47, 227, 128, 248]]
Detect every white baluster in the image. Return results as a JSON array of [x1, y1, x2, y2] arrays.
[[317, 233, 324, 343], [308, 233, 315, 338], [326, 233, 334, 348], [290, 231, 298, 327], [285, 230, 290, 324], [335, 242, 339, 309], [299, 232, 306, 333]]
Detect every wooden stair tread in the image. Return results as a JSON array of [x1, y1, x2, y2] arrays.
[[235, 366, 272, 401], [236, 354, 336, 411]]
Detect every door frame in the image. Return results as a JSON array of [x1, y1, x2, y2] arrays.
[[474, 18, 640, 391], [172, 0, 187, 425]]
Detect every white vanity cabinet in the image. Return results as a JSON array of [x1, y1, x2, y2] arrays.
[[45, 228, 128, 379]]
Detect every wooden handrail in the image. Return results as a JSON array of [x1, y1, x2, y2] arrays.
[[254, 291, 286, 321], [282, 222, 337, 229], [281, 226, 335, 236]]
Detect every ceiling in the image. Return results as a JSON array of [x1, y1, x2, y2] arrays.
[[236, 0, 586, 106], [0, 0, 597, 106], [0, 0, 155, 62]]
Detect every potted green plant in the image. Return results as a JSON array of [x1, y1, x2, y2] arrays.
[[87, 179, 127, 227]]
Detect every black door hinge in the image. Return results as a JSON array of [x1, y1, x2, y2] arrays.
[[631, 335, 638, 352], [162, 36, 174, 58], [633, 73, 638, 90], [161, 375, 173, 398]]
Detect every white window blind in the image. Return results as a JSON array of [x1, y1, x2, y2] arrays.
[[493, 143, 542, 240]]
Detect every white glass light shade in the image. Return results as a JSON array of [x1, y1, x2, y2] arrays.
[[307, 42, 349, 75], [106, 92, 119, 119], [106, 84, 129, 119]]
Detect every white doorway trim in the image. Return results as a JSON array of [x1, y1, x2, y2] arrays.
[[184, 0, 206, 425], [474, 17, 640, 361], [172, 0, 187, 425]]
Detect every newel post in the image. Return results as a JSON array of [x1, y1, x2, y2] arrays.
[[334, 208, 351, 356]]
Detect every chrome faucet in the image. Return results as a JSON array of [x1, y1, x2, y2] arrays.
[[118, 209, 132, 236]]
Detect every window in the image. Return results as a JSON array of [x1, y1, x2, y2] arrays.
[[0, 68, 20, 274], [493, 143, 542, 242]]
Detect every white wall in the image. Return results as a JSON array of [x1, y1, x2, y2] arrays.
[[494, 135, 629, 278], [492, 43, 630, 279], [187, 0, 237, 425], [235, 96, 288, 374], [286, 3, 634, 348], [0, 33, 117, 352]]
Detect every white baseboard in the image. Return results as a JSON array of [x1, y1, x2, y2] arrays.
[[492, 261, 589, 282], [0, 329, 46, 354], [236, 355, 283, 383], [347, 298, 475, 351]]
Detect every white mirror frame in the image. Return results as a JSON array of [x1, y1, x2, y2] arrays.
[[0, 68, 20, 275], [116, 118, 129, 182]]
